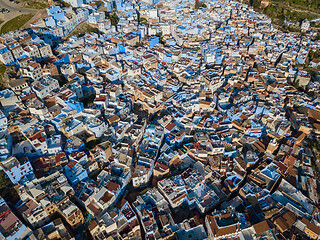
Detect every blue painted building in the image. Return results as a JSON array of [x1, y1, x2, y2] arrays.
[[66, 97, 84, 113], [148, 36, 159, 47]]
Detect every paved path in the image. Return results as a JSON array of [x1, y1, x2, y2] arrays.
[[0, 0, 36, 13], [0, 0, 37, 28]]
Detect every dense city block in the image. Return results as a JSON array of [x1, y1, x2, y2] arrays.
[[0, 0, 319, 239]]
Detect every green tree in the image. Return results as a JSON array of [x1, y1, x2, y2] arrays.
[[135, 42, 143, 47], [108, 13, 119, 26], [139, 17, 148, 25], [0, 171, 7, 189], [309, 50, 320, 61], [85, 139, 101, 149], [155, 32, 165, 45], [77, 68, 87, 76], [249, 0, 261, 9], [95, 1, 102, 8], [103, 76, 111, 82], [194, 0, 207, 9]]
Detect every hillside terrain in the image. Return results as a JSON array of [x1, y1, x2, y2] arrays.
[[248, 0, 320, 32]]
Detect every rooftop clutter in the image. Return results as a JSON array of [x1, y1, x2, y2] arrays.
[[0, 0, 319, 239]]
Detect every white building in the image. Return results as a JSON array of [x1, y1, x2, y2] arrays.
[[32, 76, 60, 99], [148, 9, 159, 19], [16, 198, 50, 228], [300, 19, 310, 32], [64, 160, 88, 185], [0, 44, 14, 65], [88, 12, 105, 25], [37, 43, 53, 58], [0, 156, 33, 184], [0, 139, 9, 161], [132, 164, 151, 188], [105, 68, 120, 82], [0, 197, 32, 240], [85, 117, 108, 138], [61, 63, 77, 76], [0, 110, 7, 134], [62, 0, 83, 8], [47, 135, 62, 154], [22, 62, 43, 81], [69, 82, 84, 99]]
